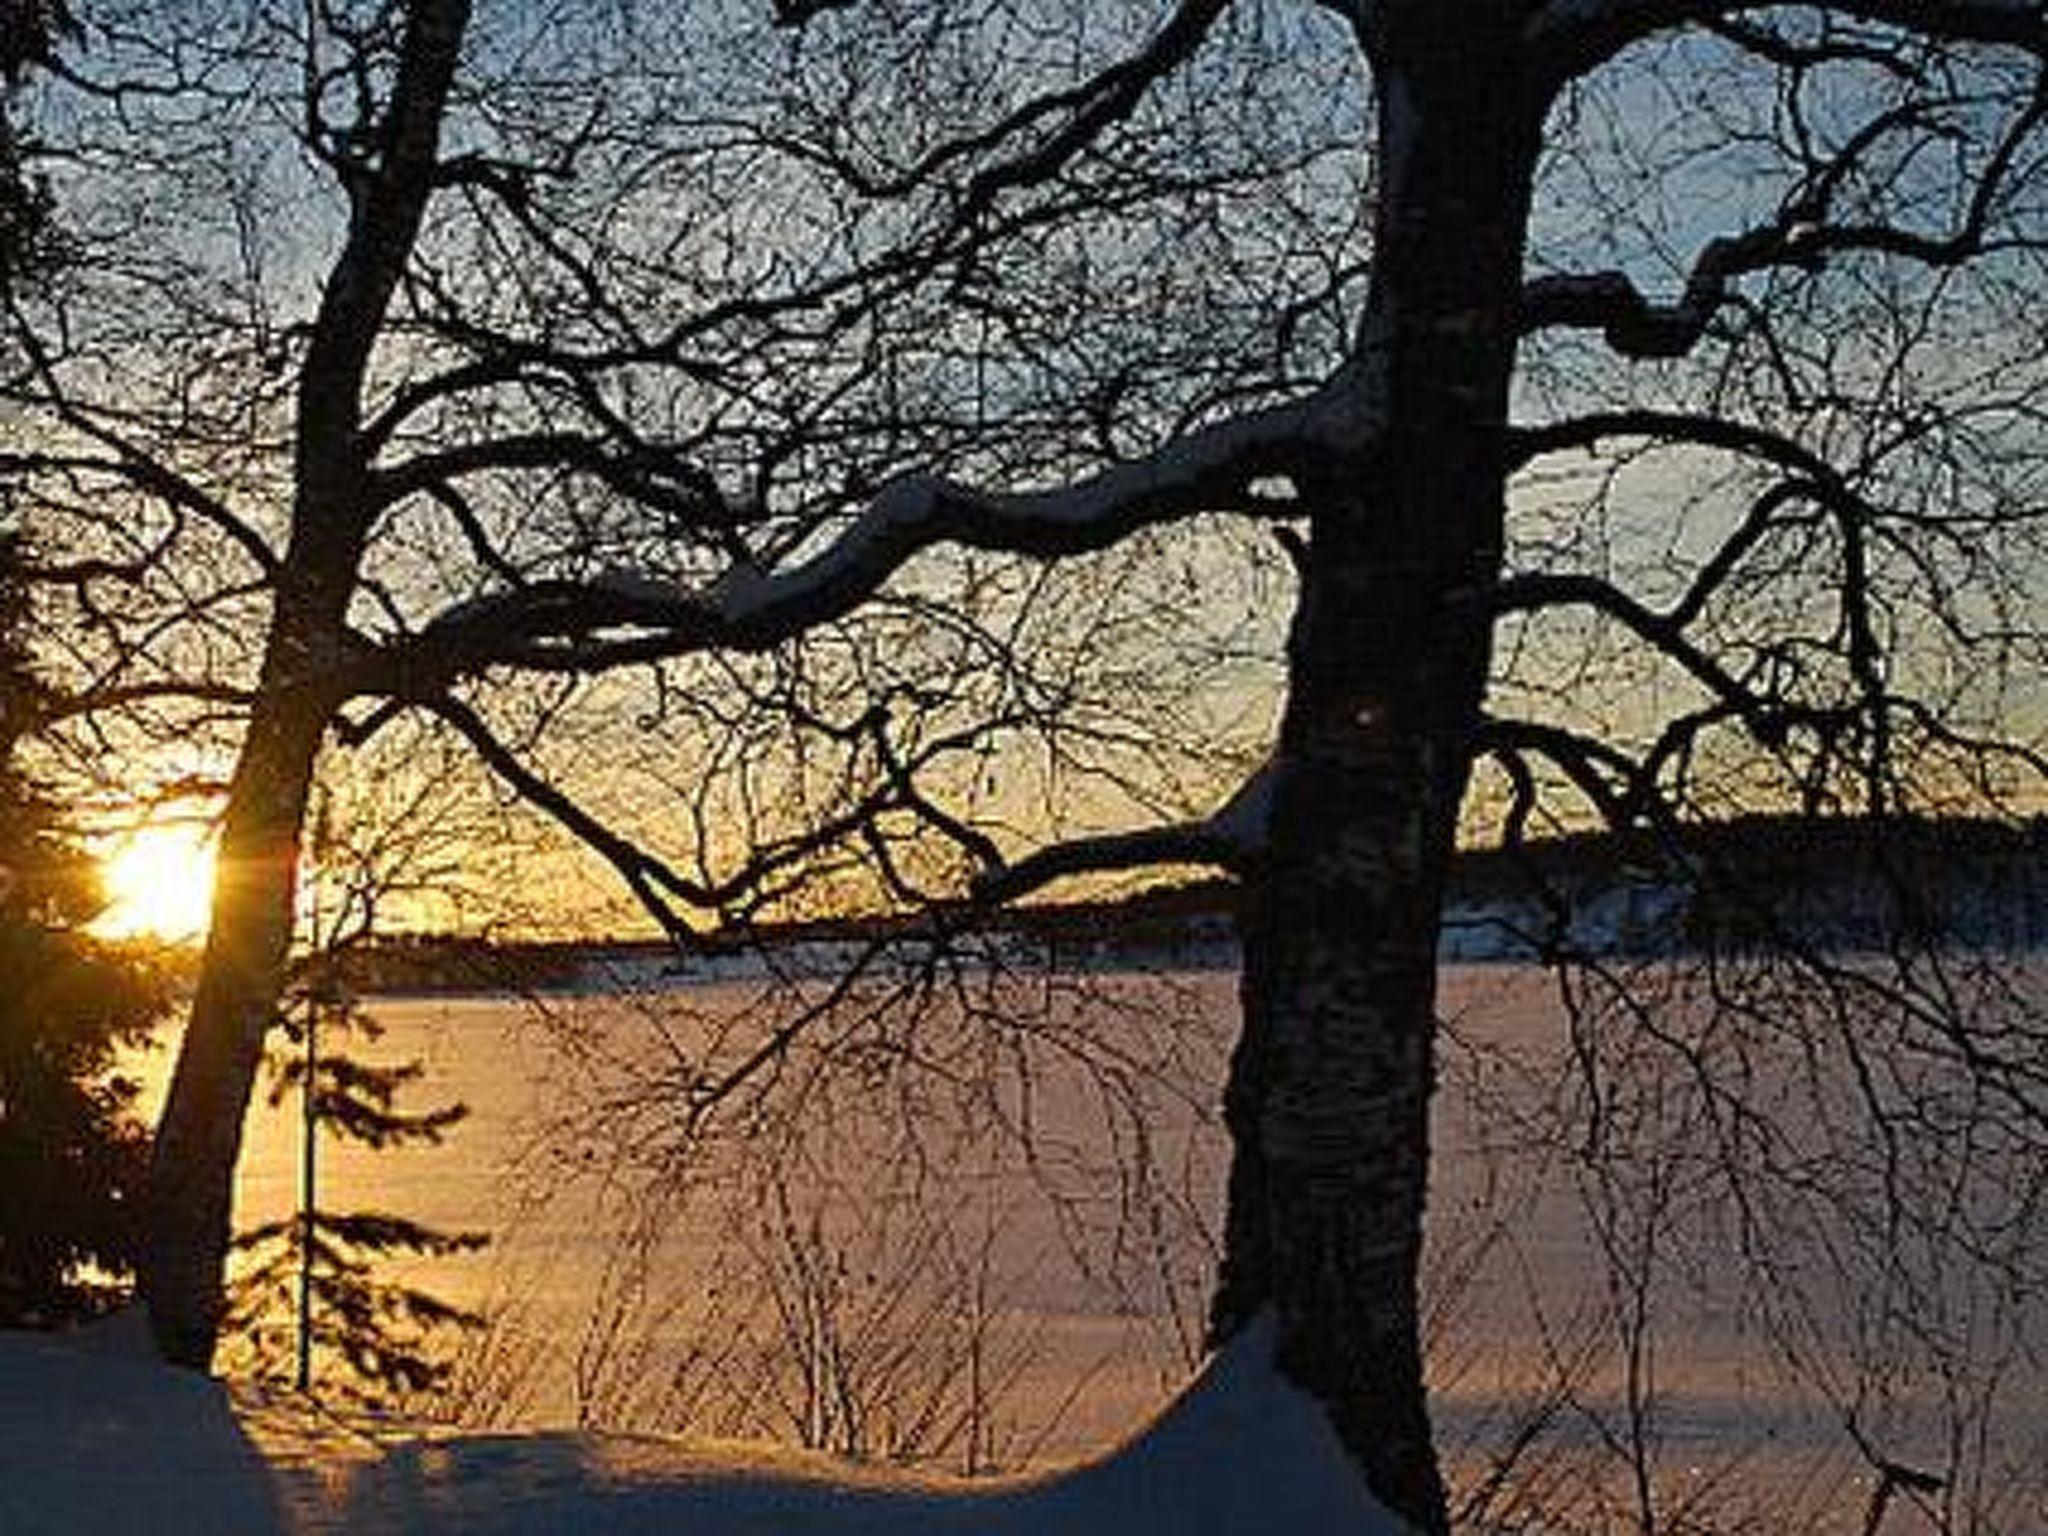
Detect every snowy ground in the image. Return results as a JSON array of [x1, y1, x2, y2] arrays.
[[1, 1311, 1402, 1535]]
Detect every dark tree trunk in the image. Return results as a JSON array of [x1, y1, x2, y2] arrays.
[[142, 513, 395, 1369], [141, 672, 328, 1367], [1209, 13, 1542, 1531], [140, 0, 471, 1370], [143, 533, 367, 1367]]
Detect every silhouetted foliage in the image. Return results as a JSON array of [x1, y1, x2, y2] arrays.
[[224, 958, 485, 1402], [0, 0, 70, 297], [0, 532, 166, 1327]]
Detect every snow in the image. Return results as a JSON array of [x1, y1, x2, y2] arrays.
[[0, 1311, 1407, 1535], [0, 1312, 284, 1535]]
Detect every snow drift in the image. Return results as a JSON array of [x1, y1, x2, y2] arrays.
[[1, 1311, 1406, 1534]]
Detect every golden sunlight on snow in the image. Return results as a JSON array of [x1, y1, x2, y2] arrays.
[[96, 822, 217, 942]]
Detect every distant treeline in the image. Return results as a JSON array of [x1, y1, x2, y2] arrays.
[[1449, 812, 2048, 956], [330, 814, 2048, 992]]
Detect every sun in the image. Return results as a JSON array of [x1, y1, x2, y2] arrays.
[[97, 822, 219, 942]]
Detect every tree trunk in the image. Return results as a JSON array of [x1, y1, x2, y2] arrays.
[[141, 673, 328, 1366], [141, 296, 393, 1372], [143, 526, 374, 1366], [139, 0, 469, 1370], [1209, 15, 1541, 1531]]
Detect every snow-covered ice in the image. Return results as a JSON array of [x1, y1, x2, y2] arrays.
[[1, 1310, 1405, 1534]]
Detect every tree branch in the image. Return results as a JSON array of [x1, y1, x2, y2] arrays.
[[1527, 1, 2046, 88], [378, 390, 1335, 690], [370, 430, 733, 526], [0, 324, 283, 582], [424, 694, 714, 945], [1480, 571, 1785, 737], [1522, 77, 2048, 357], [970, 759, 1273, 905], [1521, 220, 1821, 359], [1508, 407, 1839, 479], [297, 0, 472, 454]]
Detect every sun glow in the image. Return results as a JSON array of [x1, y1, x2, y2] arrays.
[[97, 822, 218, 942]]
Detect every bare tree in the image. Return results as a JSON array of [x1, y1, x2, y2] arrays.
[[3, 0, 1296, 1382], [7, 2, 2048, 1531], [702, 6, 2046, 1528]]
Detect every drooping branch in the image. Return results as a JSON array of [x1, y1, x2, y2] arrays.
[[424, 694, 715, 945], [763, 0, 1230, 218], [0, 323, 284, 582], [425, 688, 1029, 939], [417, 481, 524, 591], [969, 822, 1244, 904], [1487, 561, 1907, 811], [1481, 571, 1792, 738], [1476, 716, 1666, 829], [364, 0, 1243, 461], [1508, 407, 1844, 479], [970, 758, 1273, 905], [1497, 413, 1907, 770]]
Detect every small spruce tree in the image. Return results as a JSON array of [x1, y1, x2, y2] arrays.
[[224, 917, 488, 1403], [0, 532, 167, 1327]]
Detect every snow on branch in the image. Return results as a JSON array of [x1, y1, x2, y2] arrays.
[[389, 389, 1341, 689], [707, 401, 1306, 631]]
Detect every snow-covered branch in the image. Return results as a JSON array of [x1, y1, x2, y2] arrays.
[[382, 390, 1342, 691]]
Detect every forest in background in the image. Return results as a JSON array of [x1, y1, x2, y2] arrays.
[[315, 813, 2048, 993]]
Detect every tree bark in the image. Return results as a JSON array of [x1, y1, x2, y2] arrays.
[[1209, 13, 1542, 1531]]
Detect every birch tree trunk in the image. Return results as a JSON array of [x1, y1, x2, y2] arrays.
[[1209, 14, 1541, 1530]]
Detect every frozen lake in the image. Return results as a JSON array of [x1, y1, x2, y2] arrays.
[[144, 957, 2048, 1532]]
